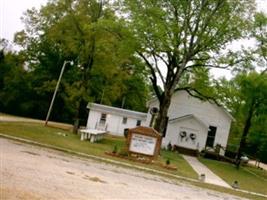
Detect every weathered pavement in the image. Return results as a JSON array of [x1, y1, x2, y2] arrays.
[[0, 138, 245, 200], [182, 155, 231, 188]]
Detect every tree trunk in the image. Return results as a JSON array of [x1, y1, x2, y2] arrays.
[[72, 101, 81, 134], [235, 101, 254, 168], [154, 92, 172, 134]]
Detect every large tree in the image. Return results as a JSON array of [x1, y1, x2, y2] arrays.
[[235, 12, 267, 163], [253, 12, 267, 70], [121, 0, 256, 133], [235, 72, 267, 165], [14, 0, 149, 127], [216, 72, 267, 165], [0, 39, 35, 116], [232, 12, 267, 162], [213, 12, 267, 164]]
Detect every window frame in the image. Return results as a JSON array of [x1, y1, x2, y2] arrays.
[[136, 119, 141, 126], [206, 126, 217, 148], [122, 117, 128, 124], [100, 113, 107, 124]]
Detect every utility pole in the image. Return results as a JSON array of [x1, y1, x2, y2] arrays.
[[121, 96, 126, 108], [100, 88, 105, 104], [45, 60, 73, 126]]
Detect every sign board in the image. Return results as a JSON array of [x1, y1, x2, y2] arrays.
[[129, 133, 157, 156], [127, 126, 161, 160]]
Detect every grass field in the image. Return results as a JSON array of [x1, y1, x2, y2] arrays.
[[1, 120, 267, 199], [0, 121, 197, 179], [199, 158, 267, 195]]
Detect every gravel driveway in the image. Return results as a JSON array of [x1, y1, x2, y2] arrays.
[[1, 138, 245, 200]]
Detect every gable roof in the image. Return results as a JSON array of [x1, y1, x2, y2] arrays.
[[169, 114, 209, 129], [87, 103, 147, 120], [147, 90, 234, 121], [129, 126, 161, 138]]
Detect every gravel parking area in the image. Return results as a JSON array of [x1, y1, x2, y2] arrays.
[[1, 138, 246, 200]]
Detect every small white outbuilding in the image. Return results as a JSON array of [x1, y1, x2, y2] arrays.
[[86, 103, 147, 136], [146, 90, 234, 155]]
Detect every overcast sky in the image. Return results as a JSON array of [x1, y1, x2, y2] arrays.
[[0, 0, 266, 79], [1, 0, 48, 41], [1, 0, 266, 41]]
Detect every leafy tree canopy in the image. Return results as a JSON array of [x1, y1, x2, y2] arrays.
[[2, 0, 150, 124], [120, 0, 256, 132]]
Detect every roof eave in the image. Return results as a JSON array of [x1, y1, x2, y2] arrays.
[[87, 103, 147, 119]]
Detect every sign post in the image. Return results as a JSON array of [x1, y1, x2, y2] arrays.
[[127, 126, 161, 161]]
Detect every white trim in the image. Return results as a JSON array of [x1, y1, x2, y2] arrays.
[[169, 114, 209, 129], [87, 103, 147, 120]]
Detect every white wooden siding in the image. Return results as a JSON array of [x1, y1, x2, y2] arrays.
[[147, 91, 232, 155], [163, 117, 208, 151], [86, 106, 147, 136]]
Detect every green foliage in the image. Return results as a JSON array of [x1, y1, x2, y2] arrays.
[[252, 12, 267, 69], [120, 0, 256, 132], [1, 0, 150, 122], [112, 144, 118, 154], [217, 72, 267, 162], [0, 40, 40, 117], [166, 158, 170, 165]]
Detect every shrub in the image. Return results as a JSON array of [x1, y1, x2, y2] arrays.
[[112, 145, 118, 154], [166, 158, 170, 165]]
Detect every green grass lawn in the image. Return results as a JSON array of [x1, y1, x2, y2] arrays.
[[1, 121, 266, 199], [199, 157, 267, 195], [0, 121, 197, 179]]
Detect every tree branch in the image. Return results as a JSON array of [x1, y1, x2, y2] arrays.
[[176, 86, 222, 107], [152, 53, 166, 86], [137, 51, 162, 100], [183, 58, 246, 72], [152, 50, 169, 67], [188, 0, 207, 52], [185, 64, 229, 71], [190, 1, 224, 57]]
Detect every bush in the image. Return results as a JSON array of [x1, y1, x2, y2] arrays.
[[166, 158, 170, 165], [112, 145, 118, 154]]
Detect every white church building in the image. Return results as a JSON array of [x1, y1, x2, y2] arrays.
[[146, 90, 234, 155], [85, 90, 233, 155]]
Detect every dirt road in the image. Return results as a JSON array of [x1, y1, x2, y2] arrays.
[[1, 138, 245, 200]]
